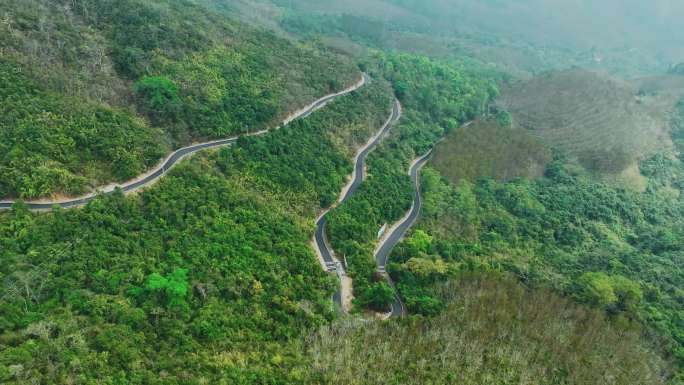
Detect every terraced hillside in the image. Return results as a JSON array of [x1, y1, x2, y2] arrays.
[[497, 69, 674, 187]]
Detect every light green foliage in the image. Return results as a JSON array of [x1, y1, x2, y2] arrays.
[[0, 83, 390, 384], [403, 257, 447, 279], [405, 230, 433, 255], [0, 0, 357, 198], [578, 272, 620, 308], [579, 272, 645, 312], [143, 268, 189, 309]]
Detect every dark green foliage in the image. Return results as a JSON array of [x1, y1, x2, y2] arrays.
[[357, 281, 395, 311], [133, 76, 180, 125], [495, 110, 512, 127]]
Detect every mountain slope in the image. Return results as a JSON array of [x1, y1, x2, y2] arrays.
[[0, 82, 393, 384], [310, 274, 668, 385], [225, 0, 684, 77], [497, 68, 673, 188], [0, 0, 357, 199]]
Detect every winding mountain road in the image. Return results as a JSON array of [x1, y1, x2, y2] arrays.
[[374, 148, 434, 317], [312, 99, 402, 310], [0, 75, 367, 211]]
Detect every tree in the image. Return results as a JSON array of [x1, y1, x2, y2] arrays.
[[133, 76, 180, 125], [578, 272, 618, 308], [360, 281, 395, 311], [143, 268, 190, 310], [577, 272, 642, 312]]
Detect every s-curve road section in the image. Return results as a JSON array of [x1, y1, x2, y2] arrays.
[[374, 148, 434, 317], [313, 99, 402, 309], [0, 74, 368, 211]]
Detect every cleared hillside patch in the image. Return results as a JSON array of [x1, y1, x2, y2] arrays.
[[497, 69, 672, 187], [431, 120, 552, 183], [308, 274, 669, 385]]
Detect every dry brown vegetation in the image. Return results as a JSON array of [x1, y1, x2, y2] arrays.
[[431, 120, 552, 183], [307, 274, 669, 385], [497, 69, 674, 185]]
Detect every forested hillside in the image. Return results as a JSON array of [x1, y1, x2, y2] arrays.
[[0, 0, 357, 199], [326, 53, 496, 310], [224, 0, 684, 77], [388, 99, 684, 378], [0, 82, 391, 384], [2, 0, 683, 384]]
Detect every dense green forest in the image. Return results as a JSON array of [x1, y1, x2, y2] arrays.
[[0, 56, 166, 198], [388, 100, 684, 377], [325, 52, 496, 310], [3, 0, 684, 383], [0, 0, 357, 199], [0, 83, 390, 384]]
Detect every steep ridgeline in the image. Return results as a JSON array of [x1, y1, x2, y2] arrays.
[[0, 0, 357, 200], [0, 81, 393, 384]]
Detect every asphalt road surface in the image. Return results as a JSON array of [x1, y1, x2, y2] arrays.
[[0, 75, 367, 211], [313, 99, 401, 311], [314, 99, 401, 271], [375, 149, 434, 317]]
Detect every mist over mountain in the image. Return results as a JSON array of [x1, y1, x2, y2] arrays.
[[225, 0, 684, 76]]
